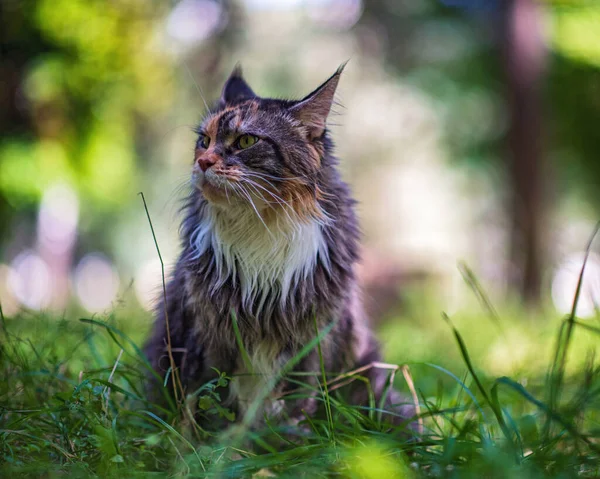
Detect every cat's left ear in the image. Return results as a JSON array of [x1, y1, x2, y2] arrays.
[[220, 64, 256, 105], [289, 63, 345, 140]]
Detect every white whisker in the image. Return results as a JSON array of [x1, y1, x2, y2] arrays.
[[240, 179, 298, 228], [232, 182, 274, 238], [240, 178, 290, 206], [243, 171, 311, 183], [183, 60, 210, 113], [240, 173, 280, 191]]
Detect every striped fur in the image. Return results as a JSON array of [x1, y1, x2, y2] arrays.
[[144, 65, 414, 430]]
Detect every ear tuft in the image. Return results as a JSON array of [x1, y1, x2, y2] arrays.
[[220, 64, 256, 105], [289, 63, 346, 140]]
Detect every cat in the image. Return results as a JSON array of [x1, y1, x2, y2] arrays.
[[144, 64, 413, 431]]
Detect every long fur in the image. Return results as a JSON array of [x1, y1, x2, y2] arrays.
[[189, 202, 331, 316], [144, 67, 413, 429]]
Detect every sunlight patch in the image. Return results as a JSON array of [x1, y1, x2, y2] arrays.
[[551, 252, 600, 318]]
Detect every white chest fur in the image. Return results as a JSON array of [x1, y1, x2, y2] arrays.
[[190, 206, 330, 314]]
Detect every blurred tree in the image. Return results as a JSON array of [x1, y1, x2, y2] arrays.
[[501, 0, 547, 305], [0, 0, 174, 252], [358, 0, 600, 307]]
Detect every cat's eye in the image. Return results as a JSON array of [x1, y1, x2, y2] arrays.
[[198, 134, 210, 149], [236, 134, 259, 150]]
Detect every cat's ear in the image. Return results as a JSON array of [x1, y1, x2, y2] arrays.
[[220, 64, 256, 105], [289, 63, 345, 140]]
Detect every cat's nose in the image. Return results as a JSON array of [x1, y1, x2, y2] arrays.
[[197, 155, 218, 172]]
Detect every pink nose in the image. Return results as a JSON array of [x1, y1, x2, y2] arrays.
[[197, 155, 217, 172]]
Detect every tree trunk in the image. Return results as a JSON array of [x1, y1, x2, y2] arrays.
[[502, 0, 547, 306]]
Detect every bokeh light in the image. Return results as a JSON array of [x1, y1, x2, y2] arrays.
[[74, 254, 120, 313], [134, 259, 163, 311], [307, 0, 363, 31], [551, 252, 600, 318], [166, 0, 225, 48], [0, 264, 20, 316], [7, 251, 52, 310], [38, 183, 79, 255]]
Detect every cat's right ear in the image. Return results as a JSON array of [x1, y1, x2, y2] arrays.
[[288, 63, 345, 140], [220, 65, 256, 106]]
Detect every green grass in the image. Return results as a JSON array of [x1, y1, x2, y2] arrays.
[[2, 282, 600, 477]]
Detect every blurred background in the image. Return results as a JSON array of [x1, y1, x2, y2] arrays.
[[1, 0, 600, 329]]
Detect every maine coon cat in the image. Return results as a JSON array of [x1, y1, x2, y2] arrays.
[[144, 65, 412, 429]]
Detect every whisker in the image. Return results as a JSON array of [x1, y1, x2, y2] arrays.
[[224, 182, 231, 204], [242, 171, 312, 183], [243, 170, 338, 201], [240, 173, 279, 191], [241, 181, 274, 206], [240, 176, 335, 228], [240, 179, 291, 207], [241, 182, 285, 225], [240, 179, 299, 226], [242, 181, 299, 232], [183, 60, 210, 113], [231, 182, 274, 237], [163, 176, 194, 216]]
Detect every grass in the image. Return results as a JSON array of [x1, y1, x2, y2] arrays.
[[2, 294, 600, 478], [2, 241, 600, 477]]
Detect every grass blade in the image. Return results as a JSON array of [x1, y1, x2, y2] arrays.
[[139, 191, 183, 404], [546, 222, 600, 438], [443, 313, 516, 454], [314, 315, 335, 445]]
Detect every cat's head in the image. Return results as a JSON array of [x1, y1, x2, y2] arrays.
[[192, 64, 344, 223]]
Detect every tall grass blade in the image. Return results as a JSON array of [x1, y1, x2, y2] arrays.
[[443, 313, 516, 454], [231, 310, 254, 374], [79, 318, 176, 410], [237, 319, 338, 431], [497, 376, 600, 453], [546, 221, 600, 438], [422, 362, 486, 421], [139, 191, 184, 404], [458, 262, 503, 334], [314, 316, 335, 444], [133, 410, 205, 471]]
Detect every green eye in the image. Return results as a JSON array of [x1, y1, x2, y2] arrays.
[[237, 134, 258, 149], [198, 134, 210, 149]]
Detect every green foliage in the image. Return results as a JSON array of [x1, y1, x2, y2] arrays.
[[197, 371, 236, 423], [551, 4, 600, 68], [0, 0, 173, 212], [2, 293, 600, 477]]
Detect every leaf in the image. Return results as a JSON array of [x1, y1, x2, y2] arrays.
[[198, 396, 213, 411]]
